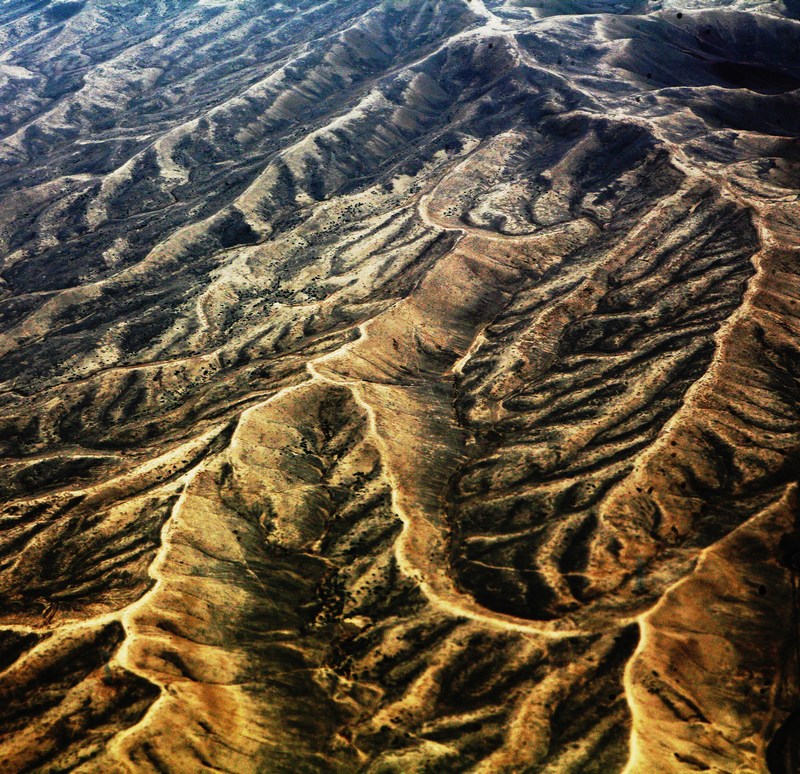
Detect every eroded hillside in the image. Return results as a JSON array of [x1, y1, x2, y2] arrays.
[[1, 0, 800, 771]]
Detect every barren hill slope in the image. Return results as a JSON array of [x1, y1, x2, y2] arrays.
[[1, 0, 800, 771]]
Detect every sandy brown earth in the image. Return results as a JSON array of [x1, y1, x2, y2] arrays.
[[1, 0, 800, 771]]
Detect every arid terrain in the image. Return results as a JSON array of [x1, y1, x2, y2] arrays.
[[1, 0, 800, 771]]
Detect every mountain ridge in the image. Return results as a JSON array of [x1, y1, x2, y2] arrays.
[[1, 0, 799, 771]]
